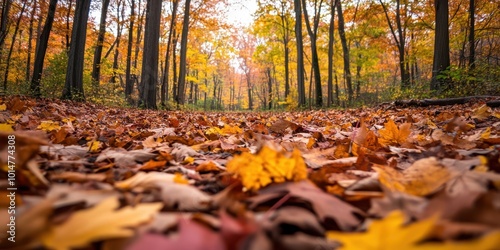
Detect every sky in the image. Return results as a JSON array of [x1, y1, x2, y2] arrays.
[[225, 0, 258, 27]]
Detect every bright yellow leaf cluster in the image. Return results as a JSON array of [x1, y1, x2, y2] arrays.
[[226, 146, 308, 191], [327, 210, 500, 250], [37, 120, 61, 132], [206, 124, 243, 136], [378, 119, 411, 146]]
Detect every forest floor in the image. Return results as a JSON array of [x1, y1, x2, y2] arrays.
[[1, 95, 500, 250]]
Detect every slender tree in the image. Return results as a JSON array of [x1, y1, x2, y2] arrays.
[[91, 0, 111, 90], [430, 0, 450, 90], [125, 0, 135, 101], [177, 0, 192, 105], [26, 0, 37, 82], [327, 0, 335, 106], [62, 0, 91, 101], [0, 0, 12, 60], [2, 1, 26, 91], [31, 0, 58, 97], [139, 0, 161, 109], [301, 0, 323, 107], [468, 0, 475, 70], [294, 0, 306, 107], [337, 0, 353, 103], [160, 0, 179, 105]]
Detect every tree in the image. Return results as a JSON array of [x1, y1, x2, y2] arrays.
[[468, 0, 475, 70], [31, 0, 58, 97], [160, 0, 179, 105], [26, 0, 37, 82], [294, 0, 306, 107], [379, 0, 410, 89], [0, 0, 12, 61], [336, 0, 353, 103], [125, 0, 135, 101], [430, 0, 450, 91], [177, 0, 192, 105], [2, 1, 26, 92], [62, 0, 91, 101], [139, 0, 161, 109], [91, 0, 111, 90], [327, 0, 335, 106]]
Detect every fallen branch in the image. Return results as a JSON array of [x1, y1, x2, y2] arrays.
[[394, 96, 500, 107]]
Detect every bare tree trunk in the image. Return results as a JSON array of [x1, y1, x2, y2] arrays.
[[91, 0, 111, 90], [327, 0, 335, 107], [26, 0, 37, 82], [468, 0, 475, 70], [125, 0, 135, 101], [337, 0, 353, 103], [161, 0, 178, 105], [62, 0, 91, 101], [294, 0, 306, 107], [172, 30, 178, 103], [431, 0, 450, 91], [133, 0, 145, 69], [31, 0, 58, 97], [112, 0, 124, 84], [267, 67, 272, 109], [0, 0, 12, 51], [177, 0, 191, 105], [65, 0, 73, 52], [3, 1, 26, 92], [139, 0, 161, 109]]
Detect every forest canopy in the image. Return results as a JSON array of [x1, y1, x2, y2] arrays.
[[0, 0, 498, 109]]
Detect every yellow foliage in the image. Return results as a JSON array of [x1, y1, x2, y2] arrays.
[[87, 140, 102, 153], [220, 124, 243, 135], [378, 119, 411, 146], [40, 197, 162, 250], [173, 173, 189, 184], [37, 120, 61, 132], [0, 104, 6, 111], [327, 210, 500, 250], [374, 157, 451, 196], [226, 146, 308, 191], [0, 123, 13, 132]]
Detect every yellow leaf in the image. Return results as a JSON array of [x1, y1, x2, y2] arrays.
[[0, 123, 13, 132], [375, 157, 451, 196], [205, 127, 222, 136], [472, 104, 491, 120], [183, 156, 195, 164], [226, 146, 308, 191], [327, 210, 500, 250], [37, 120, 61, 132], [40, 197, 162, 250], [173, 173, 189, 184], [480, 127, 491, 140], [220, 124, 243, 134], [378, 119, 411, 146], [0, 104, 6, 111], [88, 140, 102, 153]]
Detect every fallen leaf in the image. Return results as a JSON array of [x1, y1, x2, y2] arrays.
[[378, 119, 411, 146], [40, 197, 162, 250]]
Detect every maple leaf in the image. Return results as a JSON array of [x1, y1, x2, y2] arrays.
[[40, 197, 162, 250], [378, 119, 411, 146], [37, 120, 61, 132], [327, 210, 500, 250], [375, 157, 452, 196], [226, 146, 308, 191]]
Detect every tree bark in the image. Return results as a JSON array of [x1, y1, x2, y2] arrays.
[[468, 0, 475, 70], [0, 0, 12, 51], [139, 0, 161, 109], [336, 0, 353, 103], [112, 0, 124, 84], [327, 0, 335, 107], [161, 0, 179, 105], [91, 0, 111, 91], [62, 0, 91, 101], [294, 0, 306, 107], [125, 0, 135, 100], [430, 0, 450, 91], [30, 0, 58, 97], [3, 1, 26, 92], [26, 0, 37, 82], [177, 0, 191, 105], [65, 0, 73, 52]]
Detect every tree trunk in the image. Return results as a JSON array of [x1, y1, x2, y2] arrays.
[[172, 30, 178, 103], [65, 0, 73, 52], [125, 0, 135, 101], [30, 0, 58, 97], [430, 0, 450, 91], [294, 0, 306, 107], [3, 1, 26, 91], [336, 0, 353, 103], [177, 0, 191, 105], [327, 0, 335, 107], [161, 0, 178, 105], [139, 0, 161, 109], [301, 0, 323, 107], [0, 0, 12, 52], [26, 0, 37, 82], [62, 0, 91, 101], [133, 0, 145, 69], [278, 1, 290, 99], [267, 67, 272, 109], [468, 0, 475, 70], [112, 0, 123, 84], [91, 0, 111, 90]]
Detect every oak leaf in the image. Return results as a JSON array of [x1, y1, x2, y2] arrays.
[[37, 120, 61, 132], [40, 197, 162, 250], [378, 119, 411, 146], [327, 210, 500, 250], [226, 146, 308, 191], [375, 157, 452, 196]]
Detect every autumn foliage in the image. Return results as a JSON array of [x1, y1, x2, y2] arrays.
[[1, 96, 500, 249]]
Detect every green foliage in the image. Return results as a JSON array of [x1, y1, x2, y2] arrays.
[[40, 51, 67, 98], [437, 65, 500, 97]]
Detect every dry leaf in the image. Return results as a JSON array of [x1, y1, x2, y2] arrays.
[[378, 119, 411, 146]]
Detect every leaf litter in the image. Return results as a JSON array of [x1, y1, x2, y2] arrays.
[[1, 96, 500, 249]]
